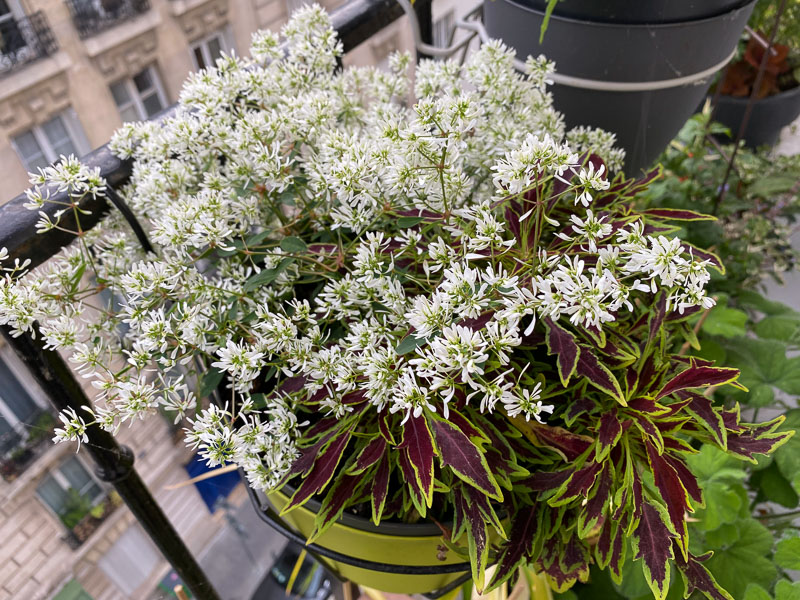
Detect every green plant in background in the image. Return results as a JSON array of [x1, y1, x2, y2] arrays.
[[59, 488, 92, 529], [559, 110, 800, 599], [750, 0, 800, 53], [645, 109, 800, 291]]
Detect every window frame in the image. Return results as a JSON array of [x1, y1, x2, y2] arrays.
[[110, 65, 168, 123], [36, 455, 106, 527], [10, 109, 89, 173], [190, 29, 229, 71], [0, 346, 49, 443]]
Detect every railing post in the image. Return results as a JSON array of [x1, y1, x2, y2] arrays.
[[0, 324, 222, 600]]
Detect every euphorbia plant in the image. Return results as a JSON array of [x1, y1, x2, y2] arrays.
[[1, 6, 792, 599]]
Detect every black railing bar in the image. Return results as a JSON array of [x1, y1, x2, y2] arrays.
[[0, 0, 409, 270], [0, 322, 222, 600], [244, 482, 473, 575]]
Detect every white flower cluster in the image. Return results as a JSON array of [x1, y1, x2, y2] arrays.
[[3, 5, 713, 493]]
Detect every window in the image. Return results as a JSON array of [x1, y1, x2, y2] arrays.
[[37, 456, 104, 528], [12, 111, 87, 173], [433, 11, 455, 49], [0, 355, 44, 454], [110, 65, 167, 123], [191, 30, 227, 71], [98, 525, 161, 596]]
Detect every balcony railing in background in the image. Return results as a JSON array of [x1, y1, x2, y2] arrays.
[[65, 0, 151, 39], [0, 11, 58, 77]]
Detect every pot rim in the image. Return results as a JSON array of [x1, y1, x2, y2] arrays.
[[716, 84, 800, 105], [266, 483, 447, 537], [495, 0, 756, 29]]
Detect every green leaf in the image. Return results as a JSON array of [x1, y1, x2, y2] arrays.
[[774, 409, 800, 484], [776, 581, 800, 600], [693, 480, 744, 531], [704, 519, 777, 599], [198, 367, 224, 399], [775, 537, 800, 571], [702, 306, 748, 338], [397, 216, 425, 228], [395, 334, 425, 355], [755, 314, 800, 343], [751, 461, 799, 508], [539, 0, 560, 42], [725, 339, 800, 403], [749, 175, 800, 197], [280, 236, 308, 253], [777, 581, 800, 600], [737, 290, 794, 316], [743, 585, 772, 600], [243, 257, 294, 291]]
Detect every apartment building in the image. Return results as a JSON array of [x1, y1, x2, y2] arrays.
[[0, 1, 478, 598]]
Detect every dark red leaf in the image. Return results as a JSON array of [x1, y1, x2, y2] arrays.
[[633, 502, 676, 599], [662, 453, 702, 504], [520, 469, 572, 493], [398, 415, 436, 504], [726, 427, 793, 462], [288, 424, 342, 478], [597, 410, 622, 458], [349, 436, 386, 474], [454, 486, 491, 589], [278, 375, 307, 394], [575, 344, 626, 405], [526, 422, 592, 461], [553, 461, 602, 505], [429, 417, 502, 499], [564, 395, 596, 426], [490, 505, 542, 589], [539, 538, 590, 591], [674, 547, 733, 600], [609, 516, 626, 581], [285, 426, 354, 512], [447, 408, 489, 443], [648, 292, 667, 346], [378, 411, 396, 444], [646, 443, 689, 553], [544, 317, 580, 386], [632, 414, 664, 452], [458, 311, 496, 332], [656, 365, 741, 400], [371, 454, 390, 524], [313, 471, 369, 537], [628, 397, 669, 414], [685, 393, 726, 449], [580, 462, 611, 535]]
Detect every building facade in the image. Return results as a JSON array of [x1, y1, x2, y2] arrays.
[[0, 1, 479, 598]]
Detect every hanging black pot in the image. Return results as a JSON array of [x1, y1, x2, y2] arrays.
[[712, 86, 800, 148], [483, 0, 756, 175], [513, 0, 750, 24]]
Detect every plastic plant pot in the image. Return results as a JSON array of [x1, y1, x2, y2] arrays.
[[483, 0, 756, 174], [712, 85, 800, 148], [509, 0, 751, 23], [255, 487, 471, 594]]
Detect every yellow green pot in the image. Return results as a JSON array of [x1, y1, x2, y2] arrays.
[[255, 487, 471, 594]]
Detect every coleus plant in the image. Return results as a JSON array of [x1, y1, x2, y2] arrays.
[[2, 5, 793, 599]]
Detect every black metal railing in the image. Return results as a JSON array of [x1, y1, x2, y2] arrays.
[[65, 0, 151, 40], [0, 2, 428, 598], [0, 11, 58, 77]]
